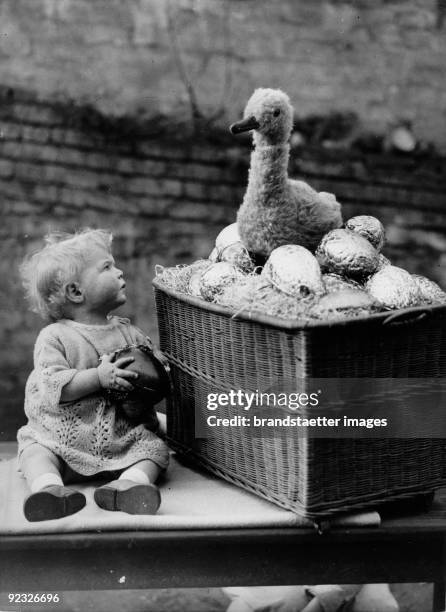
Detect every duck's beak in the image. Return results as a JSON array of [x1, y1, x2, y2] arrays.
[[230, 115, 260, 135]]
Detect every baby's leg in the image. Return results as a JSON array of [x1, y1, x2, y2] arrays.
[[119, 459, 161, 485], [20, 443, 63, 491], [20, 443, 86, 522], [94, 459, 162, 515]]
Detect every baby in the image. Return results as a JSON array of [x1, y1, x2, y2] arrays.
[[17, 228, 169, 522]]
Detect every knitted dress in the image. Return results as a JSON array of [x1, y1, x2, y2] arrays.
[[17, 317, 169, 475]]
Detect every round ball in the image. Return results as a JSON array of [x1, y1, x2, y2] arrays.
[[316, 228, 379, 279], [345, 215, 385, 251], [261, 244, 323, 298], [109, 345, 170, 406]]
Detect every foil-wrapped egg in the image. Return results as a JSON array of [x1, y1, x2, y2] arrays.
[[316, 229, 379, 279], [412, 274, 446, 304], [261, 244, 324, 298], [345, 215, 386, 251], [215, 223, 241, 250], [208, 247, 220, 262], [322, 273, 362, 294], [375, 253, 391, 271], [366, 266, 421, 309], [311, 289, 381, 319], [177, 259, 212, 294], [219, 241, 255, 273], [183, 260, 213, 295], [199, 262, 244, 301], [188, 270, 205, 296]]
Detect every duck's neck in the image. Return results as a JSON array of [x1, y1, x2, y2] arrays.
[[246, 143, 290, 204]]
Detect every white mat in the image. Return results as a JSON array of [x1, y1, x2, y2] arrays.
[[0, 454, 380, 535]]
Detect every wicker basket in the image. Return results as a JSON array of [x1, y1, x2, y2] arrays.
[[153, 278, 446, 519]]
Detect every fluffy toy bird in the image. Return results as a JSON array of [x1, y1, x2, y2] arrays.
[[230, 88, 343, 258]]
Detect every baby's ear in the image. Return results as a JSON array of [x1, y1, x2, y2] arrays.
[[65, 282, 84, 303]]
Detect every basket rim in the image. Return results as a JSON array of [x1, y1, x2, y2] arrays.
[[152, 277, 446, 332]]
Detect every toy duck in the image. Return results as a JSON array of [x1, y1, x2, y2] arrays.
[[230, 88, 343, 259]]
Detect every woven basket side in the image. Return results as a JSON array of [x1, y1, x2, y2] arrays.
[[305, 311, 446, 377], [167, 365, 308, 508], [155, 288, 311, 389], [304, 438, 446, 505], [155, 283, 446, 518], [167, 365, 446, 517]]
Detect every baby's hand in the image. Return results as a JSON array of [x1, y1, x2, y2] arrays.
[[97, 353, 138, 392]]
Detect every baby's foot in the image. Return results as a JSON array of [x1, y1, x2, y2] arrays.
[[24, 485, 86, 522], [94, 479, 161, 515]]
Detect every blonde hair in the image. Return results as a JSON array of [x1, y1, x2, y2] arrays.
[[20, 228, 113, 322]]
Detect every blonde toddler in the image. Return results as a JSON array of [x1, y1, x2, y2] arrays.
[[17, 229, 169, 521]]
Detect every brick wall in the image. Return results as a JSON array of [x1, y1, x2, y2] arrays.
[[1, 0, 446, 438], [1, 87, 446, 439], [0, 88, 245, 438], [0, 0, 445, 151]]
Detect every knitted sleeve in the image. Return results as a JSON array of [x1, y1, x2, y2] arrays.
[[32, 326, 78, 410]]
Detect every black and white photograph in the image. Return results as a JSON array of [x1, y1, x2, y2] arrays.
[[1, 1, 446, 610]]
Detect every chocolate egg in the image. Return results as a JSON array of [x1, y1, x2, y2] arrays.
[[183, 259, 213, 294], [316, 229, 379, 279], [208, 247, 220, 262], [215, 223, 241, 250], [412, 274, 446, 304], [322, 273, 362, 294], [312, 289, 380, 319], [318, 289, 379, 309], [376, 253, 391, 271], [188, 270, 205, 296], [219, 241, 255, 273], [109, 345, 170, 406], [261, 244, 324, 298], [199, 262, 244, 301], [366, 266, 421, 309], [345, 215, 385, 251]]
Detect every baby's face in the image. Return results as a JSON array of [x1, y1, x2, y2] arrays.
[[79, 247, 127, 313]]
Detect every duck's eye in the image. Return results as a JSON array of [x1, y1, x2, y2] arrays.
[[273, 109, 281, 117]]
